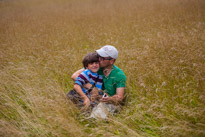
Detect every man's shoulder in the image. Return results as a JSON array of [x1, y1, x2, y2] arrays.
[[113, 65, 123, 71], [113, 65, 126, 77]]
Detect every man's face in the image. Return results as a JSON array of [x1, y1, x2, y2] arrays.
[[87, 62, 100, 73], [98, 56, 113, 68]]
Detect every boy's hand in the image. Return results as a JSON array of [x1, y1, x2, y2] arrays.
[[83, 97, 90, 108], [83, 83, 92, 89]]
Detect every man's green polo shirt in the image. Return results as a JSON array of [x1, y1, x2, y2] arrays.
[[98, 65, 126, 96]]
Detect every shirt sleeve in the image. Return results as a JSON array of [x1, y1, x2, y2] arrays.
[[75, 70, 89, 87], [116, 72, 126, 88], [95, 75, 103, 90]]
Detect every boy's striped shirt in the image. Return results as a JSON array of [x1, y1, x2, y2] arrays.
[[75, 69, 103, 94]]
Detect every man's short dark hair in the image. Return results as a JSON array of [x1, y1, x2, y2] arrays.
[[82, 52, 99, 68]]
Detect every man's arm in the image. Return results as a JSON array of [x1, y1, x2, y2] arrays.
[[71, 68, 85, 81], [71, 68, 94, 90], [100, 87, 125, 104]]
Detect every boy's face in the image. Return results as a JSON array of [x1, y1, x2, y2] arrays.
[[87, 62, 100, 73]]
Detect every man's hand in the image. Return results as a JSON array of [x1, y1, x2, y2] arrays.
[[71, 68, 85, 81], [99, 93, 111, 103], [100, 95, 121, 104], [99, 87, 125, 104]]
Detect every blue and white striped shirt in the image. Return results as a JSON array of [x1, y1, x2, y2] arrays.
[[75, 69, 103, 94]]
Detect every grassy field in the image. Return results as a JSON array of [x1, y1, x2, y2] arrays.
[[0, 0, 205, 136]]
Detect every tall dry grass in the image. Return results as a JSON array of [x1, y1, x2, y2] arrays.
[[0, 0, 205, 136]]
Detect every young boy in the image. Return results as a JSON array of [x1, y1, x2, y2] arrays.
[[68, 52, 103, 108]]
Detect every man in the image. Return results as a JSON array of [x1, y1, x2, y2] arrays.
[[71, 45, 126, 106]]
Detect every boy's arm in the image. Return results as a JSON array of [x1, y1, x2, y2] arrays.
[[73, 84, 90, 107], [71, 68, 85, 81]]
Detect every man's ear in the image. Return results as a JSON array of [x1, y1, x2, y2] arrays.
[[110, 59, 115, 65]]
